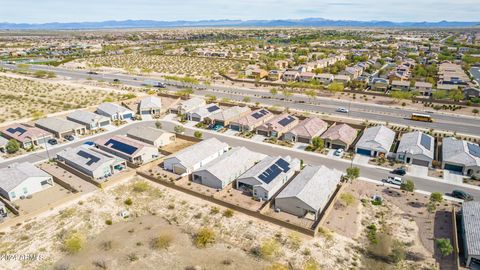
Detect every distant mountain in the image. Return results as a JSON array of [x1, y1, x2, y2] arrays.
[[0, 18, 479, 30]]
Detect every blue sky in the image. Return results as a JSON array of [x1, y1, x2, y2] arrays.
[[1, 0, 479, 23]]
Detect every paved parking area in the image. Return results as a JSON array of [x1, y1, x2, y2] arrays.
[[443, 170, 465, 184], [409, 165, 429, 177], [251, 134, 266, 142], [353, 154, 371, 165]]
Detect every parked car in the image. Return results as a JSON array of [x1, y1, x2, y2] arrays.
[[334, 148, 344, 157], [47, 138, 58, 145], [384, 176, 403, 185], [64, 135, 75, 141], [113, 79, 120, 82], [391, 167, 407, 176], [336, 107, 349, 113], [87, 71, 98, 75], [451, 190, 473, 201]]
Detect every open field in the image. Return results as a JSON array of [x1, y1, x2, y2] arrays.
[[0, 75, 125, 123], [76, 54, 245, 77]]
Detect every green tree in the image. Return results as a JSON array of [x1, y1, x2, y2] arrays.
[[400, 179, 415, 192], [448, 89, 464, 101], [174, 125, 185, 134], [205, 94, 217, 103], [304, 89, 317, 101], [430, 192, 443, 203], [194, 131, 203, 139], [436, 238, 453, 257], [242, 96, 251, 103], [472, 109, 479, 115], [155, 121, 162, 129], [432, 90, 448, 100], [328, 82, 344, 93], [311, 137, 324, 150], [346, 167, 360, 182], [6, 139, 20, 154], [270, 88, 278, 97]]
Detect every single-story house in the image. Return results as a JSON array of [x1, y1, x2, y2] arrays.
[[56, 146, 127, 180], [298, 72, 315, 82], [0, 162, 54, 201], [267, 70, 282, 81], [460, 201, 480, 268], [66, 110, 111, 130], [205, 106, 251, 127], [355, 125, 396, 157], [192, 147, 266, 189], [283, 117, 328, 144], [0, 136, 9, 153], [370, 77, 389, 92], [35, 117, 86, 139], [96, 102, 135, 121], [236, 156, 300, 201], [334, 75, 351, 84], [126, 126, 175, 147], [442, 137, 480, 178], [391, 80, 411, 91], [396, 131, 434, 167], [171, 97, 206, 115], [138, 96, 162, 116], [229, 108, 274, 132], [95, 135, 159, 165], [275, 165, 342, 220], [256, 113, 299, 138], [414, 81, 433, 96], [186, 103, 222, 122], [0, 123, 53, 149], [321, 124, 357, 150], [163, 138, 229, 175]]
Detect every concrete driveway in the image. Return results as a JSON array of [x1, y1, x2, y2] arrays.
[[223, 129, 238, 136], [353, 154, 371, 165], [409, 165, 429, 177], [251, 134, 266, 142], [293, 142, 308, 151], [443, 170, 465, 184]]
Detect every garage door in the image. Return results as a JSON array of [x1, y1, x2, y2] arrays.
[[331, 144, 345, 150], [356, 148, 372, 156], [100, 121, 110, 127], [123, 113, 133, 119], [444, 163, 464, 172], [230, 124, 240, 131], [191, 117, 201, 122], [257, 130, 269, 136], [412, 159, 430, 167], [297, 136, 311, 144]]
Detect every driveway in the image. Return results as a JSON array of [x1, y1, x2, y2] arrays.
[[251, 134, 266, 142], [353, 154, 371, 165], [409, 165, 429, 177], [184, 121, 198, 127], [223, 129, 238, 136], [443, 170, 465, 184], [293, 142, 308, 151]]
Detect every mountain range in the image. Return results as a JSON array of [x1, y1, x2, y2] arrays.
[[1, 18, 479, 30]]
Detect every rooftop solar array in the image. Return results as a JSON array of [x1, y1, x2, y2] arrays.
[[6, 127, 26, 135], [77, 150, 101, 166], [468, 143, 480, 158], [207, 105, 220, 113], [252, 109, 269, 119], [420, 133, 432, 150], [105, 139, 138, 155], [258, 158, 291, 184], [278, 116, 295, 127]]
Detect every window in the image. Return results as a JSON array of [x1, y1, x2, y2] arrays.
[[23, 187, 28, 194], [10, 191, 16, 199]]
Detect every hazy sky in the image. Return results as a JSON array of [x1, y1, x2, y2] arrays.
[[1, 0, 479, 23]]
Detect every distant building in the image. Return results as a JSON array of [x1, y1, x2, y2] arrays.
[[138, 96, 162, 116], [0, 123, 53, 149], [126, 126, 175, 147], [67, 110, 111, 130], [96, 103, 135, 121]]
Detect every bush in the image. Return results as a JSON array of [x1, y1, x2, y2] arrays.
[[390, 240, 406, 263], [151, 233, 173, 250], [303, 258, 319, 270], [62, 232, 84, 254], [430, 192, 443, 203], [132, 181, 150, 193], [6, 139, 20, 154], [194, 227, 216, 248], [400, 180, 415, 192], [223, 209, 234, 218], [124, 198, 133, 205], [287, 233, 302, 251], [340, 193, 355, 206], [265, 263, 289, 270], [210, 207, 220, 215], [436, 238, 453, 257], [366, 224, 378, 244], [194, 131, 203, 139], [105, 220, 113, 225], [260, 238, 280, 258]]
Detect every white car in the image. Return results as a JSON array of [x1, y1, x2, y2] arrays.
[[384, 176, 403, 185], [336, 107, 349, 113], [334, 148, 344, 156]]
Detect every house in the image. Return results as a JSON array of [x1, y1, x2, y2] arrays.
[[298, 72, 315, 82], [282, 70, 299, 82], [442, 137, 480, 178], [95, 135, 159, 165], [438, 62, 470, 88], [56, 146, 127, 180], [391, 80, 411, 91], [267, 70, 282, 81], [460, 201, 480, 268], [275, 165, 342, 219], [192, 147, 266, 189], [126, 126, 175, 147], [355, 125, 396, 157], [35, 117, 86, 139], [205, 106, 251, 127], [370, 77, 389, 92], [283, 117, 328, 144], [246, 68, 268, 79], [171, 97, 206, 115], [333, 75, 351, 84], [314, 73, 334, 84], [229, 108, 274, 132], [236, 156, 300, 201], [463, 88, 480, 100], [0, 162, 54, 201], [396, 131, 434, 167], [256, 113, 299, 138], [138, 96, 162, 116], [186, 103, 222, 122], [414, 82, 433, 96], [96, 102, 135, 121], [0, 136, 9, 153], [0, 123, 53, 149], [321, 124, 357, 150], [67, 110, 111, 130], [0, 201, 6, 218], [163, 138, 229, 175]]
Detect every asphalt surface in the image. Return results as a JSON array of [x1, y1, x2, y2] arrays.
[[2, 63, 480, 136], [3, 119, 478, 200]]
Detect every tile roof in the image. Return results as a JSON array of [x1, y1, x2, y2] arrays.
[[287, 117, 328, 138], [397, 131, 434, 159], [169, 138, 229, 169], [1, 123, 52, 143], [356, 125, 396, 153], [35, 117, 84, 133], [442, 137, 480, 167], [321, 124, 357, 144]]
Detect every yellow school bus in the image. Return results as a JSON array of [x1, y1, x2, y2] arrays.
[[411, 113, 433, 122]]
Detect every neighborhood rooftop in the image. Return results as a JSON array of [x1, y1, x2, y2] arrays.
[[0, 162, 51, 192]]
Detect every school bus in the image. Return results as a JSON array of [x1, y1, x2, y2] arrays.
[[410, 113, 433, 122]]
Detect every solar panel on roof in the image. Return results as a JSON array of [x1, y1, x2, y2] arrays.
[[105, 139, 138, 155], [468, 143, 480, 158], [207, 105, 220, 113], [275, 158, 290, 172], [252, 109, 269, 119], [258, 164, 282, 184], [278, 116, 295, 127], [420, 133, 432, 150], [6, 127, 26, 135], [77, 150, 101, 166]]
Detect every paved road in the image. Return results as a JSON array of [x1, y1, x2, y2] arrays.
[[2, 63, 480, 136], [6, 118, 477, 199]]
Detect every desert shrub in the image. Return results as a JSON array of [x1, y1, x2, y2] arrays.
[[62, 232, 84, 254], [223, 209, 234, 218], [151, 233, 174, 250], [210, 207, 220, 215], [303, 258, 319, 270], [400, 180, 415, 192], [287, 233, 302, 251], [124, 198, 133, 205], [265, 263, 289, 270], [260, 238, 281, 258], [132, 181, 150, 192], [340, 193, 355, 206], [194, 227, 216, 248], [105, 220, 113, 225]]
